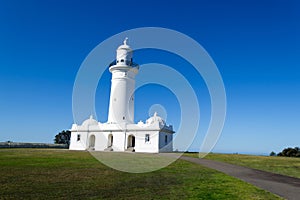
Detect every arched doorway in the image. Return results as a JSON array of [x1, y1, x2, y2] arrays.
[[108, 134, 113, 147], [89, 135, 95, 149], [127, 135, 135, 148]]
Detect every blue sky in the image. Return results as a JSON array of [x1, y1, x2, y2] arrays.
[[0, 0, 299, 155]]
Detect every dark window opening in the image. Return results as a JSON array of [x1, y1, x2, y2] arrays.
[[165, 135, 168, 144], [77, 134, 81, 141], [121, 59, 124, 62], [123, 116, 125, 120], [145, 134, 150, 142]]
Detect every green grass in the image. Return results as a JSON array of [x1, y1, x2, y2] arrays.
[[186, 153, 300, 179], [0, 149, 282, 199]]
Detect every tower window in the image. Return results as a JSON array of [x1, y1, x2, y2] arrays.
[[145, 134, 150, 142], [123, 116, 125, 120], [121, 59, 124, 62], [77, 134, 81, 141]]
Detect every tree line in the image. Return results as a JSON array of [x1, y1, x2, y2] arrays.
[[270, 147, 300, 157]]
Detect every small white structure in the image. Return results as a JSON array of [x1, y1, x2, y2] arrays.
[[69, 38, 174, 153]]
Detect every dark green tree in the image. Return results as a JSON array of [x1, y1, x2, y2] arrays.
[[54, 130, 71, 146], [283, 147, 296, 157], [269, 151, 276, 156], [277, 147, 300, 158]]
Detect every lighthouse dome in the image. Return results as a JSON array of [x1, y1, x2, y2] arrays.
[[82, 115, 98, 126], [146, 112, 166, 126], [116, 38, 133, 66], [117, 37, 132, 50]]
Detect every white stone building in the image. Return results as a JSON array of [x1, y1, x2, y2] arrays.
[[69, 38, 174, 153]]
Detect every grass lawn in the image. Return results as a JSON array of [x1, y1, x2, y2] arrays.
[[186, 153, 300, 179], [0, 149, 282, 199]]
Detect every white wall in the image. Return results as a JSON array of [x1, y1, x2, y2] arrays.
[[159, 132, 173, 152], [93, 132, 107, 151], [69, 131, 87, 150], [111, 132, 126, 151], [134, 131, 159, 153]]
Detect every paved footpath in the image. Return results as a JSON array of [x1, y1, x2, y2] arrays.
[[180, 156, 300, 200]]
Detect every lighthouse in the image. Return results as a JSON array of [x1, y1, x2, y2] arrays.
[[107, 38, 139, 124], [69, 38, 174, 153]]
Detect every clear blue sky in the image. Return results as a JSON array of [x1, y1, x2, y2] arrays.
[[0, 0, 299, 155]]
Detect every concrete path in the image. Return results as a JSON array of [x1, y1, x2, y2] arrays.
[[180, 156, 300, 200]]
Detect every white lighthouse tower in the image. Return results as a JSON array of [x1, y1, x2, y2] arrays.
[[107, 38, 139, 124], [69, 38, 174, 153]]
